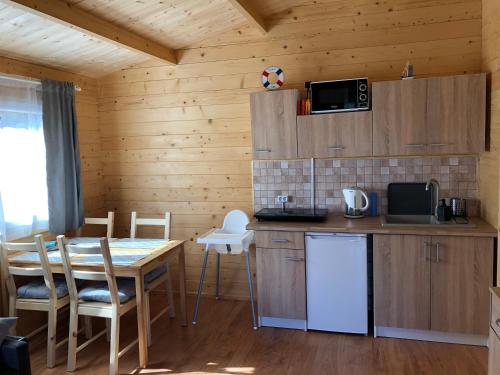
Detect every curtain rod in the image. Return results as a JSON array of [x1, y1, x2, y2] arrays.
[[0, 74, 82, 92]]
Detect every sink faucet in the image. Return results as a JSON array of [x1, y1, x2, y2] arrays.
[[425, 179, 440, 216]]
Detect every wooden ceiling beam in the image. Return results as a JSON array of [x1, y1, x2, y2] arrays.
[[3, 0, 177, 65], [227, 0, 267, 34]]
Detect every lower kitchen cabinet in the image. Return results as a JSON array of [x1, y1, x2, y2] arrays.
[[373, 235, 431, 330], [374, 234, 493, 341], [489, 328, 500, 375], [256, 247, 306, 329], [489, 289, 500, 375], [430, 236, 493, 335]]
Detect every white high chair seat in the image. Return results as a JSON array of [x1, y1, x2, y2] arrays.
[[192, 210, 257, 329], [196, 228, 254, 255]]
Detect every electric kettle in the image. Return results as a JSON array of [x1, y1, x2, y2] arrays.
[[342, 187, 370, 219]]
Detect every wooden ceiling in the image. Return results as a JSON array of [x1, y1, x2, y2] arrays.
[[0, 2, 148, 76], [66, 0, 248, 49], [0, 0, 274, 77]]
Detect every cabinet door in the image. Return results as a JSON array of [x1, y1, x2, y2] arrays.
[[372, 79, 428, 156], [250, 89, 298, 160], [373, 234, 431, 329], [430, 236, 493, 335], [426, 74, 486, 154], [297, 111, 372, 158], [489, 329, 500, 375], [256, 248, 306, 320]]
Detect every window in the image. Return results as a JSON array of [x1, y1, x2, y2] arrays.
[[0, 76, 48, 240]]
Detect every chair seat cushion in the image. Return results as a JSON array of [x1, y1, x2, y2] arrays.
[[144, 265, 168, 284], [16, 276, 68, 299], [78, 278, 136, 304]]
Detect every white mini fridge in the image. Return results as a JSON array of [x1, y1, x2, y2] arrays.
[[305, 232, 368, 334]]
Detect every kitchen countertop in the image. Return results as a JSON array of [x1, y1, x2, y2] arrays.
[[247, 215, 498, 238]]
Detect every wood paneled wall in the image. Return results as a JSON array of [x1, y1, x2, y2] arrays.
[[481, 0, 500, 283], [97, 0, 483, 299], [0, 56, 105, 219]]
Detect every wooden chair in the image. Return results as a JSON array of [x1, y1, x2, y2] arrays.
[[0, 234, 70, 368], [75, 211, 114, 337], [80, 211, 115, 238], [56, 235, 140, 375], [130, 211, 175, 346]]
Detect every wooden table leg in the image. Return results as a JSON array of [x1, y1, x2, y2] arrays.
[[135, 271, 148, 367], [178, 244, 187, 326]]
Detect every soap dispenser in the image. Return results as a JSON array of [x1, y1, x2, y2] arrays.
[[437, 199, 451, 222]]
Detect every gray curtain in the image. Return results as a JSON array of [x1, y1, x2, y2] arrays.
[[42, 79, 84, 234]]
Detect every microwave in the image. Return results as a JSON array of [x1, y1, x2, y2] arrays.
[[310, 78, 369, 114]]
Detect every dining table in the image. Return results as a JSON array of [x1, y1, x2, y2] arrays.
[[8, 237, 187, 369]]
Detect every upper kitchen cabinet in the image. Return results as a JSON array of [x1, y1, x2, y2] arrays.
[[372, 74, 486, 156], [372, 79, 428, 156], [297, 111, 372, 158], [426, 74, 486, 154], [250, 89, 299, 160]]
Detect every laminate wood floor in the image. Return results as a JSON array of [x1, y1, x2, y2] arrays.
[[28, 295, 487, 375]]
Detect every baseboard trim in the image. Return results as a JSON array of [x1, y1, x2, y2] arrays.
[[259, 316, 307, 331], [374, 326, 488, 347]]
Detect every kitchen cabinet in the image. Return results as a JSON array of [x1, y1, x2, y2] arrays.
[[255, 230, 306, 329], [430, 236, 492, 335], [489, 289, 500, 375], [427, 74, 486, 155], [297, 111, 372, 158], [250, 89, 298, 160], [374, 234, 493, 336], [374, 235, 431, 330], [488, 327, 500, 375], [256, 248, 306, 321], [372, 74, 486, 156], [372, 79, 428, 156], [255, 230, 304, 250]]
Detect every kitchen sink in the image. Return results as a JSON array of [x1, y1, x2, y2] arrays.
[[382, 215, 475, 228]]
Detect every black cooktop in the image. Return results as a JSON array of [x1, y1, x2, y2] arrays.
[[254, 208, 329, 222]]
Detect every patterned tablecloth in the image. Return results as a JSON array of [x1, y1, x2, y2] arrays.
[[10, 238, 169, 266]]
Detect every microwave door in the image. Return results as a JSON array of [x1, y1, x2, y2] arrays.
[[312, 81, 358, 113]]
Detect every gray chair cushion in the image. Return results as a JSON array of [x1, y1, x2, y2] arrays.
[[144, 265, 168, 284], [78, 278, 136, 304], [16, 276, 68, 299], [0, 318, 17, 346]]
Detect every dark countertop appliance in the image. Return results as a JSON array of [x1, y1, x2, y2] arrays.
[[310, 78, 369, 114], [254, 208, 329, 222]]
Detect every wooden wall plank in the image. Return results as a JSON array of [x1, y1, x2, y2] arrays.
[[97, 0, 483, 300]]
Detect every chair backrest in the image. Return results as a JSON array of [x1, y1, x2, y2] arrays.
[[221, 210, 250, 234], [130, 211, 171, 240], [56, 235, 120, 305], [0, 234, 57, 300], [84, 211, 115, 238]]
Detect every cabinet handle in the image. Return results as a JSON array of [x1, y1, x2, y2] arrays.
[[496, 319, 500, 329], [271, 239, 289, 243], [429, 143, 449, 147], [255, 149, 271, 152], [435, 243, 441, 263], [285, 257, 304, 262], [423, 241, 431, 261], [327, 146, 345, 150], [406, 144, 426, 148]]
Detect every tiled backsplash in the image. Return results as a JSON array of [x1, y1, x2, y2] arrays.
[[252, 156, 478, 215]]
